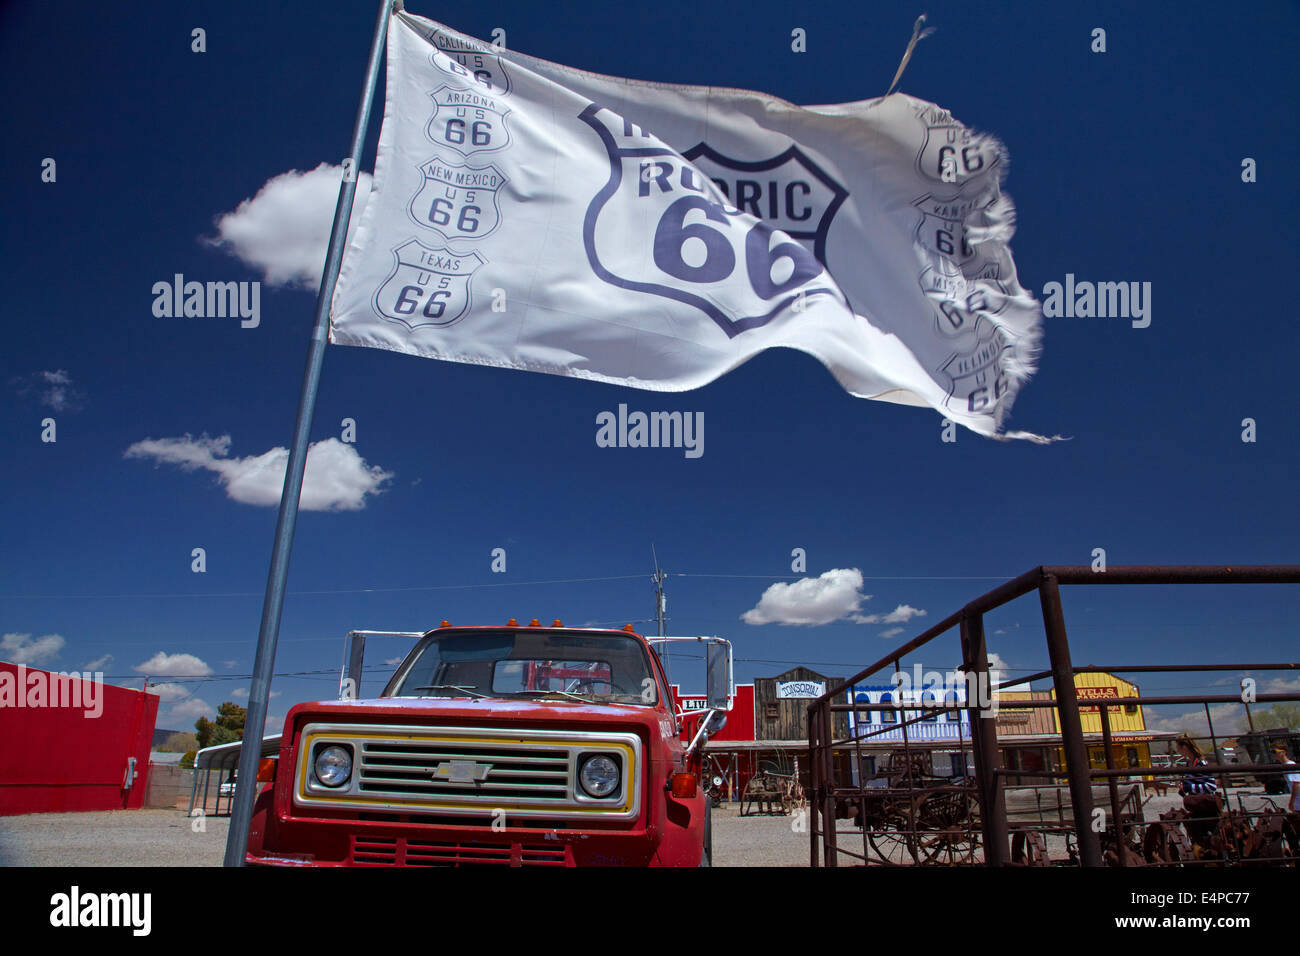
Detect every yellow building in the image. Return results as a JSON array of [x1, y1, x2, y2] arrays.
[[996, 672, 1175, 783]]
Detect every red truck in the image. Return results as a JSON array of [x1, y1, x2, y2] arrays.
[[243, 621, 732, 867]]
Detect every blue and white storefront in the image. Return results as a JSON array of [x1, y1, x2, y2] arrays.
[[846, 684, 974, 781]]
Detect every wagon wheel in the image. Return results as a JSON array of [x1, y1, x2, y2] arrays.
[[1011, 829, 1049, 866], [865, 812, 919, 864], [914, 789, 981, 865]]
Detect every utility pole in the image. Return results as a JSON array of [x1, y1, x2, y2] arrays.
[[651, 546, 668, 679]]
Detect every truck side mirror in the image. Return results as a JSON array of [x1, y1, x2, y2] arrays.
[[706, 641, 730, 711]]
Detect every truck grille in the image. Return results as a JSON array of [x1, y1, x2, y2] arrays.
[[293, 723, 642, 821], [358, 741, 570, 801]]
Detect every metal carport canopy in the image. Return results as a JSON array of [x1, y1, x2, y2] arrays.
[[195, 735, 282, 771]]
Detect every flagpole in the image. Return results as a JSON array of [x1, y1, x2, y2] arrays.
[[222, 0, 397, 867]]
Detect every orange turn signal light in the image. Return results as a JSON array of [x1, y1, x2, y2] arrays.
[[670, 772, 697, 798], [529, 618, 540, 627], [507, 618, 518, 626], [256, 758, 277, 783], [552, 619, 563, 627], [439, 620, 451, 628], [623, 623, 635, 632]]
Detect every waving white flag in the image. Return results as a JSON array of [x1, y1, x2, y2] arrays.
[[330, 11, 1045, 438]]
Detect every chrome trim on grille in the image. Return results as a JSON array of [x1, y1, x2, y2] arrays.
[[293, 722, 642, 821]]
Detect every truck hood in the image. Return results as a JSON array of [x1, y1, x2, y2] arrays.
[[284, 696, 669, 739]]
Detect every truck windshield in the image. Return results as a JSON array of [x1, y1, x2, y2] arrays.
[[387, 631, 659, 705]]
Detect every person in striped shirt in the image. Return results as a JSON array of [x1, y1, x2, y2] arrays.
[[1175, 736, 1219, 848]]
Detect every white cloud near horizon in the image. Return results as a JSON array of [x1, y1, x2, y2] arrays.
[[231, 687, 280, 699], [206, 163, 372, 288], [134, 651, 213, 678], [1, 632, 65, 665], [164, 699, 212, 723], [149, 683, 194, 703], [124, 434, 392, 512]]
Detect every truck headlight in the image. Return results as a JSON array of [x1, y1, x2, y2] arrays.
[[579, 754, 620, 798], [314, 745, 353, 787]]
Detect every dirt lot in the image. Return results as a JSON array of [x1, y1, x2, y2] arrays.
[[0, 790, 1286, 866], [0, 803, 796, 867], [0, 808, 231, 867]]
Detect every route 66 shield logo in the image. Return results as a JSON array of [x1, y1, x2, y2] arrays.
[[426, 85, 511, 156], [915, 124, 1000, 186], [577, 104, 842, 339], [940, 320, 1012, 414], [679, 142, 848, 266], [373, 239, 484, 331], [431, 43, 512, 97], [407, 157, 506, 243], [912, 193, 994, 278]]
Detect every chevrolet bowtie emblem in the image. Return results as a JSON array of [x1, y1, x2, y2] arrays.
[[433, 760, 492, 784]]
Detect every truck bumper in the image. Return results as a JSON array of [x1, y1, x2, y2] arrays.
[[248, 819, 664, 867]]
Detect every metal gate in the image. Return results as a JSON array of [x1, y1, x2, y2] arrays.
[[807, 565, 1300, 866]]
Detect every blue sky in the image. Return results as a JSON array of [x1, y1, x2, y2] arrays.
[[1, 0, 1296, 740]]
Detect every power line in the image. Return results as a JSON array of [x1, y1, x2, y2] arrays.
[[0, 571, 1034, 601], [0, 573, 651, 601]]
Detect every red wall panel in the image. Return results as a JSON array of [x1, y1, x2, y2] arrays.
[[0, 662, 159, 815]]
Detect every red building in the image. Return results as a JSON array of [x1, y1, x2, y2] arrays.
[[0, 662, 159, 815]]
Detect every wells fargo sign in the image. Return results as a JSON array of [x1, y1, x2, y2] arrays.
[[1075, 685, 1119, 712]]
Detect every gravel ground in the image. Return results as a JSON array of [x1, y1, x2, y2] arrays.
[[0, 788, 1286, 866], [0, 804, 796, 867], [0, 809, 229, 867]]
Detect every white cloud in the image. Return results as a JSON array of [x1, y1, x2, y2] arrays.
[[384, 657, 405, 666], [853, 604, 927, 625], [741, 568, 869, 626], [134, 652, 213, 678], [165, 699, 212, 723], [83, 653, 113, 671], [986, 652, 1011, 677], [879, 627, 905, 639], [124, 434, 392, 512], [206, 163, 373, 288], [11, 369, 85, 412], [149, 683, 194, 702], [1261, 675, 1300, 694], [231, 687, 279, 699], [1146, 702, 1245, 738], [1, 632, 65, 665]]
